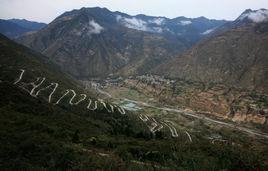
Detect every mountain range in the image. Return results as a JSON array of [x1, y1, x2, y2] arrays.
[[17, 7, 227, 79], [154, 9, 268, 93]]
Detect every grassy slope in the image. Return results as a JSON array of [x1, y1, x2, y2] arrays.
[[0, 34, 267, 170]]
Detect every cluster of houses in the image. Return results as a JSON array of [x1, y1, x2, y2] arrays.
[[135, 74, 175, 86]]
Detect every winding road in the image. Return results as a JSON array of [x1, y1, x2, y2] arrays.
[[96, 86, 268, 139]]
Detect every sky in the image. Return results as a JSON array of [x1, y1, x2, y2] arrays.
[[1, 0, 268, 23]]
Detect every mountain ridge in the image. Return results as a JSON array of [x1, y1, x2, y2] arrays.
[[154, 10, 268, 93], [17, 7, 227, 79], [0, 18, 46, 38], [8, 18, 46, 30]]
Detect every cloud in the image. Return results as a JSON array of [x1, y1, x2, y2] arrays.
[[179, 20, 192, 25], [88, 20, 103, 34], [247, 9, 268, 22], [149, 18, 166, 25], [116, 15, 163, 33], [72, 20, 103, 36], [120, 16, 148, 31], [201, 28, 215, 35]]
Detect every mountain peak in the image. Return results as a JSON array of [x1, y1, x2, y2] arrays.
[[80, 6, 110, 12], [237, 8, 268, 23]]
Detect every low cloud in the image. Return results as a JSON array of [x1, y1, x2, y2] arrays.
[[88, 20, 103, 34], [179, 20, 192, 25]]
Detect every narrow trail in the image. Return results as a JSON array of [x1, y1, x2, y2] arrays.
[[35, 83, 58, 103], [13, 69, 25, 85], [139, 114, 149, 122], [87, 99, 98, 111], [150, 118, 164, 133], [99, 99, 112, 113], [185, 131, 193, 142], [139, 115, 171, 135], [69, 90, 87, 105], [161, 121, 179, 137]]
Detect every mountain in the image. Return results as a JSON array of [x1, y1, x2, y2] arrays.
[[8, 19, 46, 30], [0, 19, 30, 38], [0, 33, 145, 169], [236, 8, 268, 24], [18, 7, 227, 79], [154, 9, 268, 93], [0, 19, 46, 39], [210, 9, 268, 35], [114, 12, 227, 45], [1, 33, 267, 170]]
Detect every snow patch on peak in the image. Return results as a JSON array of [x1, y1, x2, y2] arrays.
[[238, 9, 268, 23], [179, 20, 192, 26]]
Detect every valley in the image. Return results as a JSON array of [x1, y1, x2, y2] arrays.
[[1, 4, 268, 170], [83, 75, 268, 143]]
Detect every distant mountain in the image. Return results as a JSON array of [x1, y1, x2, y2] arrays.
[[154, 9, 268, 93], [18, 7, 227, 79], [0, 19, 30, 38], [113, 12, 227, 45], [0, 19, 46, 38], [8, 19, 46, 30]]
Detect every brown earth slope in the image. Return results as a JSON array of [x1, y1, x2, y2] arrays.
[[155, 17, 268, 93]]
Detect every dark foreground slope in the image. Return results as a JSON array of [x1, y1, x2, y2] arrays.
[[0, 34, 267, 170]]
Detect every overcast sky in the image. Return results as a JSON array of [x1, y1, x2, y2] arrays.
[[1, 0, 268, 23]]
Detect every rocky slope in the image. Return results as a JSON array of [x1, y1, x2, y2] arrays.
[[18, 7, 226, 79], [155, 9, 268, 93]]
